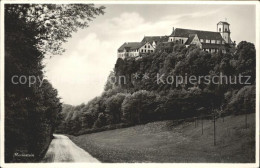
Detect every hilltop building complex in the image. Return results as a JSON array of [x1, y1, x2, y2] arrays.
[[118, 21, 235, 59]]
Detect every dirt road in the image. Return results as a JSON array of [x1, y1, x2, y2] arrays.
[[42, 134, 100, 162]]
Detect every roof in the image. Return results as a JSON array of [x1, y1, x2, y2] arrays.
[[170, 28, 224, 41], [157, 42, 174, 48], [217, 21, 230, 25], [118, 42, 144, 52], [141, 36, 168, 44], [202, 43, 224, 49], [185, 34, 196, 45]]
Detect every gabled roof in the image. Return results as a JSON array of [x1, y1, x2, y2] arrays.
[[118, 42, 144, 52], [217, 21, 230, 25], [141, 36, 168, 44], [170, 28, 224, 41], [185, 34, 196, 45]]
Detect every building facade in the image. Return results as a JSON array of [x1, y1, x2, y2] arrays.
[[118, 21, 235, 58], [117, 42, 155, 59], [217, 21, 232, 44]]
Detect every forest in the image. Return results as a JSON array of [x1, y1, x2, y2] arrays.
[[5, 4, 104, 162], [57, 41, 256, 136]]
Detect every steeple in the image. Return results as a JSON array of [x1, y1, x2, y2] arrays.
[[217, 21, 232, 44]]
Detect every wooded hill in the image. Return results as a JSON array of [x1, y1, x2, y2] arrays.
[[57, 41, 256, 136]]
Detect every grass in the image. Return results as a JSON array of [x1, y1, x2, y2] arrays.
[[68, 113, 255, 163]]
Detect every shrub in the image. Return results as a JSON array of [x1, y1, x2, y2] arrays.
[[226, 85, 255, 114]]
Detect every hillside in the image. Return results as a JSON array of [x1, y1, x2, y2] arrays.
[[57, 41, 256, 137], [68, 113, 255, 163]]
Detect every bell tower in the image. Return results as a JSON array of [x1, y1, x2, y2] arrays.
[[217, 21, 232, 44]]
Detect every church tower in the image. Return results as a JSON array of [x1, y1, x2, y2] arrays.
[[217, 21, 232, 44]]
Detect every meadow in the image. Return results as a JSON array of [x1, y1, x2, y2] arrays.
[[68, 113, 255, 163]]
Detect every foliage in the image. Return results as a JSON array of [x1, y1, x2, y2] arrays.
[[226, 85, 255, 115], [58, 41, 255, 136], [5, 4, 105, 55], [5, 4, 104, 162], [235, 41, 256, 84], [105, 93, 128, 124]]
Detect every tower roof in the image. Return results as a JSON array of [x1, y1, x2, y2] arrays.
[[217, 21, 230, 25]]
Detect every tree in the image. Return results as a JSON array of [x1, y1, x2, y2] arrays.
[[105, 93, 128, 124], [104, 71, 115, 91], [5, 4, 105, 162], [5, 4, 105, 55], [226, 85, 255, 115], [235, 41, 256, 84], [121, 90, 159, 124], [81, 112, 95, 129], [93, 113, 107, 128]]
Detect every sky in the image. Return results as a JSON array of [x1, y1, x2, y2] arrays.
[[44, 4, 256, 105]]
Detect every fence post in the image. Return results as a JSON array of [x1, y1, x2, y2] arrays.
[[245, 111, 248, 129], [201, 116, 203, 135], [245, 97, 248, 129], [221, 105, 224, 122], [213, 110, 216, 146]]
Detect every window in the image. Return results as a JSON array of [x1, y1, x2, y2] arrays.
[[219, 28, 221, 32], [217, 40, 221, 44], [200, 39, 204, 43], [145, 45, 146, 48], [225, 28, 227, 32], [141, 49, 143, 52], [206, 39, 210, 43], [211, 40, 216, 44], [151, 50, 153, 53], [222, 41, 225, 44], [148, 45, 150, 48]]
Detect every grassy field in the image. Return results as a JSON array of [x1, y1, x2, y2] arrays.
[[68, 113, 255, 163]]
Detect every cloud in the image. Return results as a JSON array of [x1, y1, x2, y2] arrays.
[[44, 11, 207, 105], [45, 33, 117, 105], [44, 5, 251, 105], [110, 12, 145, 28]]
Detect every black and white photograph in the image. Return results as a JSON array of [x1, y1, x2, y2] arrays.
[[0, 1, 259, 167]]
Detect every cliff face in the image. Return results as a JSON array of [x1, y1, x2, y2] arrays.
[[111, 44, 212, 92]]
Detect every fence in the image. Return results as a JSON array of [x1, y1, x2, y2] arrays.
[[171, 110, 252, 146]]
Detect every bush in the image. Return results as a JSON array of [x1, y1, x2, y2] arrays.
[[226, 85, 255, 115], [121, 90, 160, 124]]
